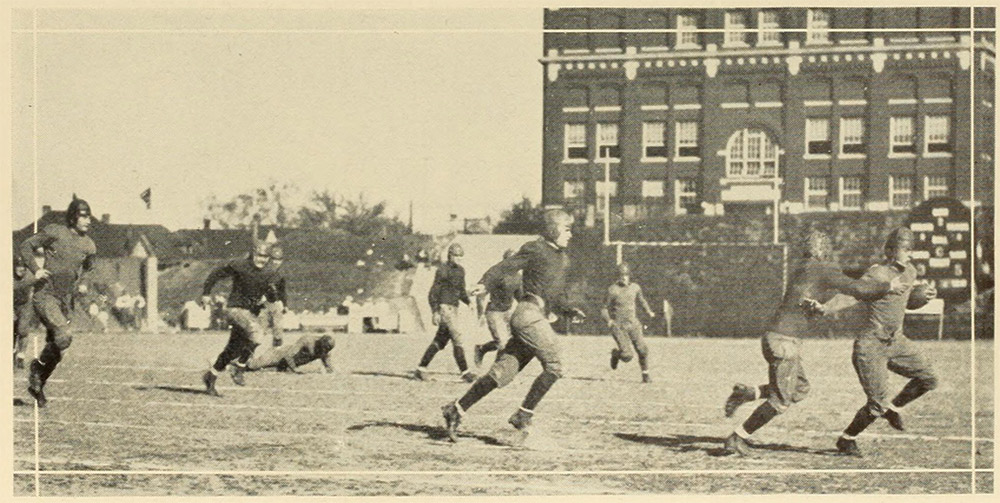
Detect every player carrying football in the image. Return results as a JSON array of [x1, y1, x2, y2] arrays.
[[442, 210, 585, 444], [200, 241, 281, 395], [414, 243, 476, 382], [601, 262, 656, 383], [722, 230, 903, 456], [835, 227, 938, 457], [19, 198, 97, 407]]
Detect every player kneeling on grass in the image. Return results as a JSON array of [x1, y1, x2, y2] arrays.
[[244, 334, 335, 374], [441, 210, 585, 445], [722, 230, 904, 457], [835, 227, 938, 457], [602, 262, 656, 383]]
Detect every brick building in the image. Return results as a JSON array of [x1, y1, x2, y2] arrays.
[[540, 8, 995, 226]]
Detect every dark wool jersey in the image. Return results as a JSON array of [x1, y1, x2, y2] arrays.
[[770, 258, 891, 337], [858, 261, 918, 340], [278, 335, 333, 370], [485, 271, 522, 312], [203, 258, 282, 312], [20, 223, 97, 298], [603, 282, 651, 322], [480, 238, 573, 317], [429, 262, 470, 310]]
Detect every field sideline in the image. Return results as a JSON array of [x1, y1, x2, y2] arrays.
[[11, 330, 995, 496]]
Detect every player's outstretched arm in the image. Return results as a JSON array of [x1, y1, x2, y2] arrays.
[[637, 285, 655, 318], [825, 264, 892, 301], [18, 227, 56, 274]]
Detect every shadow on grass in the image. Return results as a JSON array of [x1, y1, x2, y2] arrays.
[[351, 370, 420, 381], [347, 420, 508, 446], [614, 432, 840, 457], [133, 384, 215, 396], [565, 375, 608, 382], [14, 398, 31, 407]]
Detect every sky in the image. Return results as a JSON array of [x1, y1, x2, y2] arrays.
[[11, 8, 545, 233]]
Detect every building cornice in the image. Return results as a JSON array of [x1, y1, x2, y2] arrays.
[[541, 37, 981, 81]]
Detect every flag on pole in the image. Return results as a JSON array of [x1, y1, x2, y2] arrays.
[[140, 188, 152, 209]]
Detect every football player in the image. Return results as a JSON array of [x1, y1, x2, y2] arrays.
[[601, 262, 656, 383]]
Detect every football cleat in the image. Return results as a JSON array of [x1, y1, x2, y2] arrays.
[[723, 432, 753, 457], [883, 409, 905, 431], [642, 373, 652, 384], [610, 349, 621, 370], [442, 402, 462, 442], [229, 365, 246, 386], [27, 360, 46, 408], [203, 371, 221, 397], [836, 437, 863, 457], [461, 371, 478, 383], [724, 383, 756, 418], [508, 409, 533, 431], [413, 368, 428, 381]]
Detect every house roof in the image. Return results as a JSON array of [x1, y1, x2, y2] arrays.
[[13, 212, 181, 261]]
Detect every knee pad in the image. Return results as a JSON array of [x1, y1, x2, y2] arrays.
[[487, 355, 520, 387], [541, 360, 564, 379], [864, 399, 886, 417], [618, 352, 634, 363], [636, 344, 649, 359]]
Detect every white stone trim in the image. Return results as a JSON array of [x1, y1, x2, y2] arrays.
[[838, 99, 867, 106], [720, 102, 750, 109], [673, 104, 702, 111], [888, 98, 918, 105], [803, 154, 832, 160], [754, 102, 783, 108], [672, 156, 700, 163], [866, 201, 890, 211], [640, 104, 670, 111], [594, 48, 623, 54], [593, 105, 622, 113], [562, 48, 591, 55], [640, 46, 671, 52], [562, 106, 589, 113], [804, 100, 833, 107], [838, 38, 869, 46], [923, 97, 953, 105]]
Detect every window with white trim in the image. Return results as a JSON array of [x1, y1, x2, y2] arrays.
[[675, 178, 699, 214], [563, 180, 585, 200], [676, 14, 700, 49], [807, 9, 831, 45], [757, 10, 781, 46], [641, 180, 665, 198], [890, 116, 916, 155], [805, 118, 832, 156], [839, 176, 862, 210], [724, 11, 748, 47], [675, 121, 699, 158], [924, 115, 952, 154], [726, 128, 779, 177], [595, 181, 618, 213], [564, 124, 587, 161], [890, 175, 913, 209], [596, 123, 620, 160], [642, 122, 669, 159], [924, 175, 949, 199], [840, 117, 866, 156], [804, 176, 828, 210]]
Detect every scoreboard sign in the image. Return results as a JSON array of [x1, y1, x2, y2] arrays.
[[906, 197, 972, 302]]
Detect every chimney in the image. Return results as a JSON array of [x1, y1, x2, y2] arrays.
[[203, 218, 211, 230], [42, 205, 51, 215], [101, 213, 111, 224]]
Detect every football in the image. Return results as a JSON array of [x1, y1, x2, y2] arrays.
[[907, 282, 935, 310]]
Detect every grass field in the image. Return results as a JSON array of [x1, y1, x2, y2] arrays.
[[11, 329, 995, 496]]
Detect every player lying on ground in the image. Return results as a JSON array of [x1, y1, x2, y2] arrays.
[[601, 262, 656, 383], [473, 248, 522, 367], [243, 334, 335, 374], [19, 198, 97, 407], [414, 243, 476, 382], [200, 241, 282, 395], [722, 230, 904, 456], [835, 227, 938, 457], [442, 210, 585, 444]]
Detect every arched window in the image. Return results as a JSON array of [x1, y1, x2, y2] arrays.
[[726, 129, 779, 178]]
